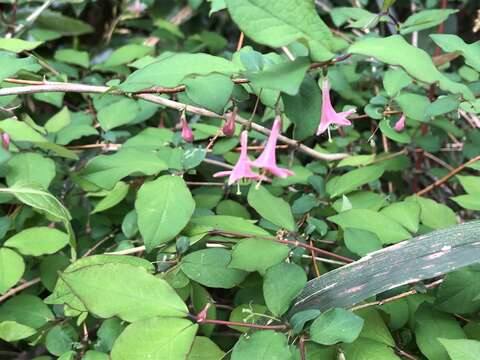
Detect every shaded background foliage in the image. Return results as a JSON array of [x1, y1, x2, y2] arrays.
[[0, 0, 479, 360]]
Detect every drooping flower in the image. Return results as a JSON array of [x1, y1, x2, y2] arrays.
[[222, 108, 236, 137], [1, 133, 9, 150], [213, 130, 267, 185], [180, 111, 194, 143], [250, 116, 294, 178], [316, 78, 356, 136], [394, 114, 406, 132]]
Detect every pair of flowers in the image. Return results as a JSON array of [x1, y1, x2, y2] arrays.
[[214, 117, 293, 185]]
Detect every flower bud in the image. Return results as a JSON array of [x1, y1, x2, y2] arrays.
[[394, 115, 406, 132], [1, 133, 10, 150], [180, 112, 194, 143], [222, 108, 237, 137]]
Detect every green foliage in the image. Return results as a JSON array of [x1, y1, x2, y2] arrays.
[[0, 0, 479, 358]]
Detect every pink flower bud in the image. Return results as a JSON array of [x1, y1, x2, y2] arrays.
[[180, 112, 194, 143], [394, 115, 406, 132], [222, 108, 237, 137], [2, 133, 10, 150]]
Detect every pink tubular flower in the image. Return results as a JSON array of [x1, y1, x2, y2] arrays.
[[250, 116, 294, 178], [213, 130, 267, 185], [316, 78, 356, 135], [180, 111, 194, 143], [394, 115, 406, 132], [1, 133, 9, 150]]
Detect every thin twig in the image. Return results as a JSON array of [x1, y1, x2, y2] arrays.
[[350, 278, 444, 311], [105, 245, 145, 256], [416, 155, 480, 196], [0, 277, 41, 303], [0, 81, 348, 161], [12, 0, 54, 36]]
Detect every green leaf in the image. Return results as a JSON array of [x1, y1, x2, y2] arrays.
[[229, 238, 289, 275], [91, 182, 129, 214], [120, 52, 240, 92], [246, 57, 310, 96], [181, 248, 248, 288], [247, 185, 295, 231], [383, 68, 412, 97], [45, 107, 71, 133], [337, 155, 375, 168], [290, 221, 480, 315], [342, 338, 401, 360], [439, 338, 480, 360], [451, 195, 480, 211], [45, 255, 154, 315], [283, 75, 321, 140], [380, 201, 421, 233], [310, 308, 364, 345], [348, 35, 474, 100], [188, 337, 225, 360], [356, 308, 394, 346], [400, 9, 458, 35], [415, 304, 465, 360], [97, 44, 153, 68], [189, 215, 271, 237], [45, 324, 78, 356], [136, 176, 195, 251], [344, 228, 382, 257], [111, 317, 198, 360], [225, 0, 334, 52], [0, 118, 46, 143], [6, 153, 56, 189], [4, 227, 68, 256], [263, 262, 306, 316], [0, 38, 42, 53], [435, 268, 480, 314], [0, 294, 54, 329], [231, 331, 292, 360], [0, 321, 36, 342], [0, 54, 41, 82], [79, 149, 168, 189], [406, 196, 457, 230], [37, 10, 94, 36], [54, 49, 90, 68], [326, 165, 385, 198], [60, 263, 188, 321], [328, 208, 411, 244], [456, 175, 480, 195], [97, 98, 140, 131], [185, 73, 233, 114], [430, 34, 480, 72], [0, 182, 71, 222], [0, 248, 24, 294]]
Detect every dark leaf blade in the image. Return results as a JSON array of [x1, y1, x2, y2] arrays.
[[290, 221, 480, 316]]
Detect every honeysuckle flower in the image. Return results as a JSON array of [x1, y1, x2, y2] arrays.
[[394, 114, 406, 132], [213, 130, 267, 185], [1, 133, 9, 150], [222, 108, 236, 137], [316, 78, 356, 136], [180, 111, 194, 143], [250, 116, 294, 178]]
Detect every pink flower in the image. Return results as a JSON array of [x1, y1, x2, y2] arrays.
[[180, 111, 194, 143], [316, 78, 356, 135], [213, 130, 267, 185], [250, 116, 294, 178], [394, 115, 406, 132], [1, 133, 9, 150], [222, 108, 236, 137]]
